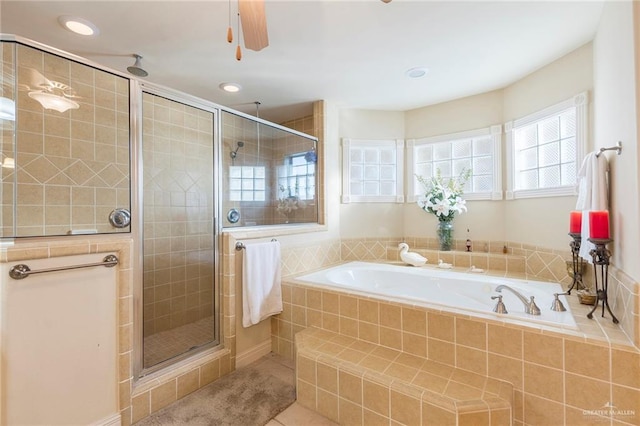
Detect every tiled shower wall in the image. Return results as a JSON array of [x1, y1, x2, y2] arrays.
[[1, 42, 16, 235], [4, 43, 130, 237], [221, 111, 275, 226], [221, 101, 324, 228], [141, 93, 215, 337]]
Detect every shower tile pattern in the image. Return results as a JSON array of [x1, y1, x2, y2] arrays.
[[5, 44, 130, 237], [1, 43, 16, 235], [141, 93, 215, 355]]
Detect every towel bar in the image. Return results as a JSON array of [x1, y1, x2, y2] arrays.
[[235, 238, 278, 251], [8, 255, 119, 280], [595, 141, 622, 157]]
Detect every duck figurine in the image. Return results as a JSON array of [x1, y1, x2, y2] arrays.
[[438, 259, 453, 269], [398, 243, 427, 267]]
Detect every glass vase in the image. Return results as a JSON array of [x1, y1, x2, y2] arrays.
[[437, 221, 454, 251]]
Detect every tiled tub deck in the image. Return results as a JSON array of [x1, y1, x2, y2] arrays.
[[273, 264, 640, 426]]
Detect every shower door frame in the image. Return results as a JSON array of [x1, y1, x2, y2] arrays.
[[131, 81, 222, 379]]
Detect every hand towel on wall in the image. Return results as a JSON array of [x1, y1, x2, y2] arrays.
[[575, 151, 609, 261], [242, 240, 283, 327]]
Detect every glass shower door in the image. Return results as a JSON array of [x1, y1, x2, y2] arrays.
[[141, 92, 217, 369]]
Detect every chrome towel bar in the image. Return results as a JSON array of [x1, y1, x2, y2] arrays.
[[595, 141, 622, 157], [8, 254, 119, 280], [235, 238, 278, 251]]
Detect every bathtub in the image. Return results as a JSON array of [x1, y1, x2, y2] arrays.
[[295, 261, 577, 330]]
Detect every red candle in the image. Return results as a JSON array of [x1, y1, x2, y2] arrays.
[[569, 211, 582, 234], [589, 211, 610, 239]]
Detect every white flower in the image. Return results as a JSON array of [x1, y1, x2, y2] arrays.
[[415, 168, 471, 222], [433, 199, 451, 217]]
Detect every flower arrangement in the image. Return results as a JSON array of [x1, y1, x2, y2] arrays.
[[416, 168, 471, 222]]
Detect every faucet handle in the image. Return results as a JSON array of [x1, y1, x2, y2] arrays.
[[527, 296, 541, 316], [550, 292, 567, 312], [491, 295, 508, 314]]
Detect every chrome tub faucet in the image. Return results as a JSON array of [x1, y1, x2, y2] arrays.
[[495, 284, 541, 315]]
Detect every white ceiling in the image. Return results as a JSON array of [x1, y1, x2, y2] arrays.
[[1, 1, 604, 123]]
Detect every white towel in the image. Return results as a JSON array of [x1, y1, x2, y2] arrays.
[[242, 240, 283, 328], [575, 151, 609, 261]]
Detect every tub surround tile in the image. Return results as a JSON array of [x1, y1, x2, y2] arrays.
[[296, 327, 512, 426], [280, 253, 638, 425]]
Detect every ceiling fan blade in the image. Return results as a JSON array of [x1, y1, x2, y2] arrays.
[[239, 0, 269, 51]]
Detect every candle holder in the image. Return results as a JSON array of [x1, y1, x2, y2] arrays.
[[587, 238, 618, 324], [567, 232, 586, 294]]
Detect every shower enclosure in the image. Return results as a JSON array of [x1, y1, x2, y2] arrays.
[[1, 36, 320, 381], [138, 89, 219, 371], [221, 110, 319, 227]]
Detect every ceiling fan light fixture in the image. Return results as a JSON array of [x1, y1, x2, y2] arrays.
[[58, 16, 99, 36], [219, 82, 242, 93], [405, 67, 429, 79]]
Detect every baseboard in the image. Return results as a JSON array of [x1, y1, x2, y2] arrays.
[[236, 339, 272, 368], [91, 413, 121, 426]]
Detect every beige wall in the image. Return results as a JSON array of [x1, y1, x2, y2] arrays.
[[503, 42, 594, 250], [338, 109, 405, 239], [405, 89, 504, 138], [404, 90, 505, 242], [594, 1, 639, 282], [339, 44, 594, 251]]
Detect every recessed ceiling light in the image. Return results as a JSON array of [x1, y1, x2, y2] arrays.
[[219, 83, 242, 93], [405, 67, 429, 78], [58, 16, 99, 36]]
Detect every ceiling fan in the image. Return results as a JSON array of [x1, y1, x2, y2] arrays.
[[228, 0, 269, 60]]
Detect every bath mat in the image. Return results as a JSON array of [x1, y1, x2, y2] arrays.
[[135, 355, 296, 426]]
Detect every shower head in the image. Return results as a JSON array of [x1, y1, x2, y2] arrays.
[[127, 54, 148, 77], [230, 141, 245, 160]]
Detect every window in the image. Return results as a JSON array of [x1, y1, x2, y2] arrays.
[[229, 166, 266, 201], [278, 152, 315, 201], [341, 139, 404, 203], [407, 126, 503, 202], [506, 92, 588, 199]]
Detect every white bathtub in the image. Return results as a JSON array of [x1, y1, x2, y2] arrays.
[[295, 261, 577, 330]]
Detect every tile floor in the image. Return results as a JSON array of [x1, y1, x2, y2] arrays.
[[267, 402, 338, 426], [263, 353, 337, 426], [143, 316, 215, 367]]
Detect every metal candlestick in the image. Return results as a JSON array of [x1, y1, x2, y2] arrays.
[[587, 238, 618, 324], [567, 232, 585, 294]]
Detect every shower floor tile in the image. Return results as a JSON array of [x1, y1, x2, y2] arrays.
[[144, 316, 215, 368]]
